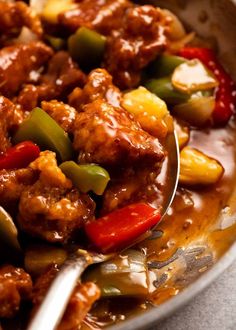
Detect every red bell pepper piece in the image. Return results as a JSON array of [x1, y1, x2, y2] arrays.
[[0, 141, 40, 170], [178, 47, 236, 125], [85, 203, 161, 253]]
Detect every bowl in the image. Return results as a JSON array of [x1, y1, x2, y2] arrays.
[[108, 1, 236, 329]]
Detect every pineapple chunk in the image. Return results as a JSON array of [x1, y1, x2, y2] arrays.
[[122, 87, 173, 139], [42, 0, 77, 24], [180, 147, 224, 185]]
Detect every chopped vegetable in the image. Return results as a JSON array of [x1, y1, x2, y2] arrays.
[[0, 141, 40, 170], [85, 249, 149, 297], [162, 9, 186, 41], [172, 59, 219, 93], [178, 47, 236, 125], [148, 55, 186, 78], [60, 161, 110, 195], [145, 77, 190, 105], [68, 27, 106, 69], [85, 203, 161, 253], [180, 147, 224, 185], [173, 93, 215, 126], [0, 206, 21, 251], [13, 107, 73, 162], [174, 120, 190, 149], [122, 86, 173, 138], [45, 35, 66, 50], [42, 0, 76, 24], [25, 245, 67, 276]]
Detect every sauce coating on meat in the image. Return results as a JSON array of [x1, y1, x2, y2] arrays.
[[0, 265, 32, 318], [41, 100, 77, 134], [104, 5, 170, 88], [58, 0, 132, 35], [58, 1, 170, 89], [18, 51, 86, 111], [0, 168, 37, 209], [0, 0, 234, 329], [0, 96, 24, 153], [0, 42, 53, 97], [18, 152, 95, 242], [69, 68, 121, 110], [73, 99, 164, 167], [0, 1, 42, 38]]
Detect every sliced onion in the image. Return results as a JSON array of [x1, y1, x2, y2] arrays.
[[14, 27, 38, 44], [84, 249, 149, 297], [168, 32, 195, 53], [163, 9, 186, 41], [173, 94, 215, 126], [172, 59, 219, 93]]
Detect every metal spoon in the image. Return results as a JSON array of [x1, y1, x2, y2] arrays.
[[27, 131, 179, 330]]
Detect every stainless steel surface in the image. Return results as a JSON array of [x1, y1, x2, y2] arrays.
[[27, 131, 180, 330]]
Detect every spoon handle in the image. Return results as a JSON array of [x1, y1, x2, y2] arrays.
[[27, 254, 90, 330]]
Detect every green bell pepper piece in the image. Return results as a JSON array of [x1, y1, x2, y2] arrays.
[[13, 107, 73, 162], [68, 27, 106, 69], [0, 206, 21, 251], [145, 77, 190, 105], [148, 55, 186, 78], [60, 161, 110, 195]]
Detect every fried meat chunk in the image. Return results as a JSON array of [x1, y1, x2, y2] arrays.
[[0, 96, 24, 153], [0, 168, 37, 209], [0, 265, 32, 318], [0, 1, 42, 38], [0, 42, 53, 97], [105, 5, 170, 89], [41, 100, 77, 134], [18, 51, 86, 111], [102, 167, 163, 214], [58, 0, 131, 35], [18, 152, 95, 243], [69, 68, 121, 110], [73, 99, 164, 167]]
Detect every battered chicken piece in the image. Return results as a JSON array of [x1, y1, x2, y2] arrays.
[[0, 96, 24, 153], [58, 0, 131, 35], [69, 68, 121, 110], [102, 167, 163, 214], [0, 265, 32, 318], [73, 99, 164, 167], [59, 1, 169, 89], [18, 51, 86, 111], [0, 1, 42, 38], [0, 168, 37, 209], [0, 42, 53, 97], [104, 5, 170, 88], [18, 152, 95, 243], [41, 100, 77, 134], [32, 266, 100, 330]]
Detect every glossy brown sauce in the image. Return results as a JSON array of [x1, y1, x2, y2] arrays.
[[82, 121, 236, 328]]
